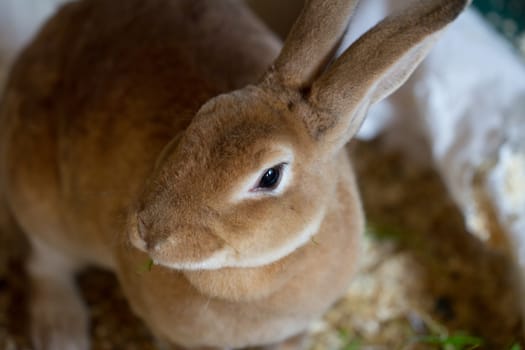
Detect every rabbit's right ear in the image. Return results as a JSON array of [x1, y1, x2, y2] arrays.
[[307, 0, 470, 152], [270, 0, 470, 154]]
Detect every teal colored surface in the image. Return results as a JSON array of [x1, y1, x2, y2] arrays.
[[473, 0, 525, 44]]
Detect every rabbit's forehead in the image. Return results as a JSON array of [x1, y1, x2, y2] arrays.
[[155, 87, 308, 190], [151, 116, 292, 193], [179, 101, 294, 164], [177, 123, 292, 177]]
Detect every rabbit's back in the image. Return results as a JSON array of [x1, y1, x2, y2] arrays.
[[0, 0, 280, 266]]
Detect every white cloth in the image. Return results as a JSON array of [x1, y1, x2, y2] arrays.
[[0, 0, 70, 87], [346, 1, 525, 315]]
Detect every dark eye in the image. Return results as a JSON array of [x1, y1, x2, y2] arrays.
[[258, 165, 282, 189]]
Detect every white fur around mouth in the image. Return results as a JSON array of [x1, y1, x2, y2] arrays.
[[154, 209, 325, 271]]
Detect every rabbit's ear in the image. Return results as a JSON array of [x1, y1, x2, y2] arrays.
[[306, 0, 470, 151], [271, 0, 359, 89]]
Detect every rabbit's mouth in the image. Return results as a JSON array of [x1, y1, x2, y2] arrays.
[[152, 246, 238, 271], [128, 215, 235, 270], [128, 208, 326, 271], [129, 231, 235, 270]]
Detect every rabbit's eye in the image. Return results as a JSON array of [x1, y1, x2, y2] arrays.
[[257, 165, 282, 190]]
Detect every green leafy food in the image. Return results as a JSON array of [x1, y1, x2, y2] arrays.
[[136, 258, 154, 274], [417, 334, 484, 350]]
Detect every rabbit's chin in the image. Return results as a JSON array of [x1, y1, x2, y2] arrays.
[[150, 209, 325, 271]]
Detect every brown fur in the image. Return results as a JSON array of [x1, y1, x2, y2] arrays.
[[0, 0, 469, 348]]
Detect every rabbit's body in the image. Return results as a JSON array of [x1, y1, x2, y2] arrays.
[[1, 0, 280, 268], [1, 0, 361, 347], [0, 0, 469, 348]]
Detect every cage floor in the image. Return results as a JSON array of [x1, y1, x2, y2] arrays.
[[0, 139, 523, 350]]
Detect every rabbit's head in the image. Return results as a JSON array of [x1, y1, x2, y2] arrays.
[[128, 0, 470, 271]]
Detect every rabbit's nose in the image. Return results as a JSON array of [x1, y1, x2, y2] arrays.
[[129, 216, 148, 252]]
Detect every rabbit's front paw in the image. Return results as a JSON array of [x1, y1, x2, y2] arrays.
[[30, 277, 89, 350], [256, 333, 308, 350]]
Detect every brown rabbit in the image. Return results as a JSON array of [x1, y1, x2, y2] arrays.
[[0, 0, 469, 349]]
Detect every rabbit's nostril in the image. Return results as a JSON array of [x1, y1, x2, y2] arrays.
[[137, 215, 147, 240], [130, 231, 148, 252], [129, 215, 148, 252]]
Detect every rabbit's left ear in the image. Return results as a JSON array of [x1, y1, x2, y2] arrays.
[[306, 0, 470, 152], [270, 0, 360, 90]]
